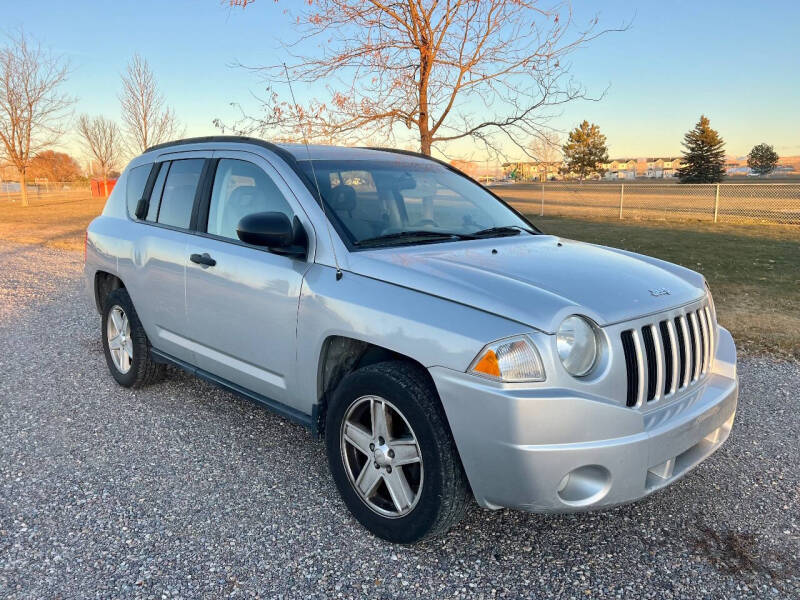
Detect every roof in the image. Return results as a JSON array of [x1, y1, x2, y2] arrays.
[[277, 143, 429, 163], [144, 136, 430, 165]]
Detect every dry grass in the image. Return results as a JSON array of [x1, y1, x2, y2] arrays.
[[496, 182, 800, 225], [529, 215, 800, 359], [0, 196, 106, 252], [1, 195, 797, 358]]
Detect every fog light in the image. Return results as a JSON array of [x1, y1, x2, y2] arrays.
[[556, 465, 611, 506]]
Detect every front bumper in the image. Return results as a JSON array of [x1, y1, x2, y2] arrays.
[[430, 327, 738, 512]]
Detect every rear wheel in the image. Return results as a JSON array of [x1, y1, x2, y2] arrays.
[[101, 288, 165, 388], [326, 360, 469, 543]]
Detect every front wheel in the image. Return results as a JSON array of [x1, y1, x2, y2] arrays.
[[325, 361, 470, 543]]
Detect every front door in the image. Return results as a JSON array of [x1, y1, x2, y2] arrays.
[[185, 153, 313, 407]]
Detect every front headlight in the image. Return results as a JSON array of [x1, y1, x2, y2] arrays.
[[556, 315, 599, 377], [468, 335, 545, 382]]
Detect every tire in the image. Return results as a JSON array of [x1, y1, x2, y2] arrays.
[[101, 287, 165, 388], [325, 360, 470, 543]]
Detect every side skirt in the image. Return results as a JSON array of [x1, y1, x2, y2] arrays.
[[150, 348, 315, 431]]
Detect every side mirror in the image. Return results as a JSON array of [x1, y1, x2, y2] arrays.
[[237, 212, 306, 258]]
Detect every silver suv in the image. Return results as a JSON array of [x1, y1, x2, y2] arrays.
[[85, 137, 738, 543]]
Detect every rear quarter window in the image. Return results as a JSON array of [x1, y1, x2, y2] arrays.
[[125, 163, 152, 218]]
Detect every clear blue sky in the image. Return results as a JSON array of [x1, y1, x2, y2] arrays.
[[4, 0, 799, 163]]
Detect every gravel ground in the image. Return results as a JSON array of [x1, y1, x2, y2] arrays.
[[1, 240, 798, 599]]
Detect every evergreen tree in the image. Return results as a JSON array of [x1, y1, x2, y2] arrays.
[[747, 143, 779, 176], [677, 115, 726, 183], [562, 121, 608, 180]]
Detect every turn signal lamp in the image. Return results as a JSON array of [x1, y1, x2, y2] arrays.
[[468, 336, 545, 382]]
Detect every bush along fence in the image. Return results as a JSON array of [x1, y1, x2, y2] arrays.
[[492, 183, 800, 225]]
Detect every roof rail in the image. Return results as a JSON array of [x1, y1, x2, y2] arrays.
[[145, 135, 281, 153]]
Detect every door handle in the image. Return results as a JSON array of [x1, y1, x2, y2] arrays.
[[190, 252, 216, 267]]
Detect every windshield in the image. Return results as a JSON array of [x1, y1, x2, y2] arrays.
[[298, 159, 535, 248]]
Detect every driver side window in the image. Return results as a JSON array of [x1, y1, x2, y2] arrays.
[[207, 159, 294, 240]]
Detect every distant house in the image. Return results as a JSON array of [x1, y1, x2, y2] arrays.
[[644, 157, 683, 178], [501, 161, 564, 182], [602, 159, 637, 180]]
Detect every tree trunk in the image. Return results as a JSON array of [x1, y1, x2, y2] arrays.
[[419, 132, 432, 156], [19, 172, 28, 207], [103, 168, 109, 197], [418, 43, 432, 156]]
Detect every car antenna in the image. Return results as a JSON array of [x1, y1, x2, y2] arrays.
[[284, 63, 343, 281]]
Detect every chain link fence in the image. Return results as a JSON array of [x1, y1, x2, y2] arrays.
[[4, 179, 799, 226], [492, 182, 800, 225], [1, 181, 95, 204]]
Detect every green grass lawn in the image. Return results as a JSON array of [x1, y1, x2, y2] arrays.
[[528, 215, 800, 359]]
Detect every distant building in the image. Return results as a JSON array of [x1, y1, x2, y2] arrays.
[[449, 159, 480, 178], [599, 157, 682, 179], [644, 157, 683, 178], [601, 159, 637, 180], [501, 161, 564, 181]]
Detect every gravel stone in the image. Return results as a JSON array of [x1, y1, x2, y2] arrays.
[[1, 240, 798, 598]]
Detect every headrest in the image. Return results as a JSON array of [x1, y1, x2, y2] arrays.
[[228, 185, 262, 206], [329, 185, 357, 212]]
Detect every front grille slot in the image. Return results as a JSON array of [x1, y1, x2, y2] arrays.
[[659, 321, 675, 396], [621, 304, 713, 408], [687, 314, 698, 381], [641, 326, 658, 401], [621, 330, 639, 407], [674, 316, 688, 387]]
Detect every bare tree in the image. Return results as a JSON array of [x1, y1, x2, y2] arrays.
[[530, 132, 562, 163], [223, 1, 623, 157], [120, 54, 182, 154], [77, 114, 121, 196], [0, 31, 74, 206]]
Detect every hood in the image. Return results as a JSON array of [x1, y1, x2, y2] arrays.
[[346, 235, 705, 333]]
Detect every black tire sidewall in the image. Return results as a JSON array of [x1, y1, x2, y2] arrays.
[[101, 288, 148, 388], [326, 363, 450, 543]]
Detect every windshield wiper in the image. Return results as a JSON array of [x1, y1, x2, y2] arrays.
[[470, 225, 535, 238], [354, 230, 476, 248]]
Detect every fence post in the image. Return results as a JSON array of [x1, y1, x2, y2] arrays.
[[619, 183, 624, 219], [540, 182, 544, 216], [714, 184, 720, 223]]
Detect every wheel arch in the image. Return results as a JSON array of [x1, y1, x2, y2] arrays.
[[94, 271, 126, 313], [315, 335, 436, 435]]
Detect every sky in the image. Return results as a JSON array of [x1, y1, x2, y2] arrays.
[[3, 0, 799, 166]]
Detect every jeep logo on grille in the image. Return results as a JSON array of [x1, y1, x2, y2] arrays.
[[649, 288, 671, 297]]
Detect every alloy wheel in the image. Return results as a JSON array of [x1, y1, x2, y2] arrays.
[[340, 395, 423, 518], [106, 305, 133, 374]]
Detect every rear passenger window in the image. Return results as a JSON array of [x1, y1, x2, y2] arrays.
[[154, 159, 205, 229], [206, 159, 294, 240], [125, 163, 151, 218]]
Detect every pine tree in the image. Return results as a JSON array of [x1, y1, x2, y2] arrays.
[[747, 143, 779, 176], [562, 121, 608, 180], [677, 115, 726, 183]]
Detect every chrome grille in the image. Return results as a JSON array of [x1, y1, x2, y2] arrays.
[[622, 304, 715, 408]]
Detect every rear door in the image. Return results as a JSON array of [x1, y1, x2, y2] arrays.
[[185, 151, 315, 408], [129, 153, 209, 363]]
